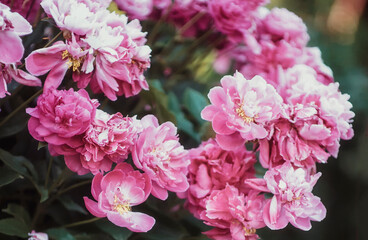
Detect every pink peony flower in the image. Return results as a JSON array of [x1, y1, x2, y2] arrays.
[[0, 3, 32, 64], [132, 115, 189, 200], [27, 88, 99, 174], [261, 163, 326, 230], [208, 0, 268, 42], [0, 63, 41, 98], [201, 72, 284, 151], [84, 162, 155, 232], [181, 138, 256, 218], [202, 185, 266, 240], [28, 230, 48, 240], [74, 109, 142, 175]]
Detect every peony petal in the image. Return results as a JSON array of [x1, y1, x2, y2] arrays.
[[107, 211, 155, 232], [215, 133, 245, 151], [91, 173, 103, 200], [0, 31, 24, 64], [83, 197, 106, 218]]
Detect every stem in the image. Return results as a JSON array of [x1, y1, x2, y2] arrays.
[[177, 11, 205, 36], [44, 156, 53, 188], [62, 217, 100, 228], [147, 2, 173, 45], [57, 179, 92, 196], [44, 31, 62, 48], [0, 89, 42, 128]]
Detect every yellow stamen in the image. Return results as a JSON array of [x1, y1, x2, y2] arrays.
[[236, 103, 255, 124], [113, 195, 131, 215], [62, 50, 83, 72], [243, 227, 256, 236]]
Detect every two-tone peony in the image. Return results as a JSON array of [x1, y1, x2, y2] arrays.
[[84, 163, 155, 232]]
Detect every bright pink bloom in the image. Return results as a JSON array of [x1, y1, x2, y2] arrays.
[[75, 109, 142, 174], [27, 88, 99, 174], [181, 138, 256, 218], [0, 3, 32, 64], [132, 115, 189, 200], [2, 0, 42, 24], [28, 230, 48, 240], [84, 163, 155, 232], [201, 72, 284, 150], [260, 163, 326, 231], [208, 0, 268, 42], [202, 185, 265, 240], [0, 63, 41, 98]]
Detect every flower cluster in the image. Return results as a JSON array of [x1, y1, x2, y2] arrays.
[[25, 0, 151, 100]]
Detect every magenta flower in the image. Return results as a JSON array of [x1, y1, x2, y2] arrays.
[[261, 163, 326, 230], [0, 3, 32, 64], [201, 72, 284, 150], [76, 109, 142, 174], [115, 0, 153, 20], [208, 0, 268, 42], [84, 163, 155, 232], [0, 63, 41, 98], [202, 185, 265, 240], [132, 115, 189, 200], [28, 230, 48, 240], [27, 88, 99, 174], [2, 0, 41, 24], [181, 138, 256, 218]]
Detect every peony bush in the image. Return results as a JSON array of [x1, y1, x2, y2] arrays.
[[0, 0, 355, 240]]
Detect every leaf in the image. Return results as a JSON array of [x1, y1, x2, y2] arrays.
[[59, 196, 87, 215], [95, 220, 132, 240], [0, 148, 38, 180], [183, 88, 208, 124], [0, 111, 27, 139], [168, 92, 200, 142], [38, 185, 49, 203], [0, 166, 22, 187], [46, 228, 75, 240], [0, 218, 29, 238], [2, 203, 31, 227], [38, 142, 47, 150]]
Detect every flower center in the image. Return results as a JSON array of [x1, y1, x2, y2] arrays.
[[243, 227, 256, 236], [62, 50, 83, 72], [113, 195, 131, 215], [236, 103, 255, 124]]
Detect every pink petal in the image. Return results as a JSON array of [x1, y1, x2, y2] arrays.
[[64, 154, 89, 175], [0, 31, 24, 64], [107, 211, 155, 232], [91, 173, 103, 200], [43, 61, 69, 90], [215, 133, 245, 151], [212, 112, 235, 135], [7, 67, 41, 87], [83, 197, 106, 218], [151, 182, 168, 200]]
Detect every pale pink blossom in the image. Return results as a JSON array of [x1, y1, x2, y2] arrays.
[[181, 138, 256, 218], [208, 0, 268, 42], [132, 115, 189, 200], [28, 230, 48, 240], [84, 163, 155, 232], [201, 72, 284, 150], [0, 3, 32, 64], [27, 88, 99, 174], [0, 63, 41, 98], [256, 163, 326, 231], [202, 185, 265, 240]]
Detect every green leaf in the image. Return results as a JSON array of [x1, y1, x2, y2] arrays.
[[46, 228, 75, 240], [95, 220, 132, 240], [183, 88, 208, 124], [0, 166, 22, 187], [0, 148, 29, 177], [0, 111, 28, 139], [59, 196, 87, 215], [168, 92, 200, 142], [38, 186, 49, 203], [2, 203, 31, 227], [0, 218, 29, 237]]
